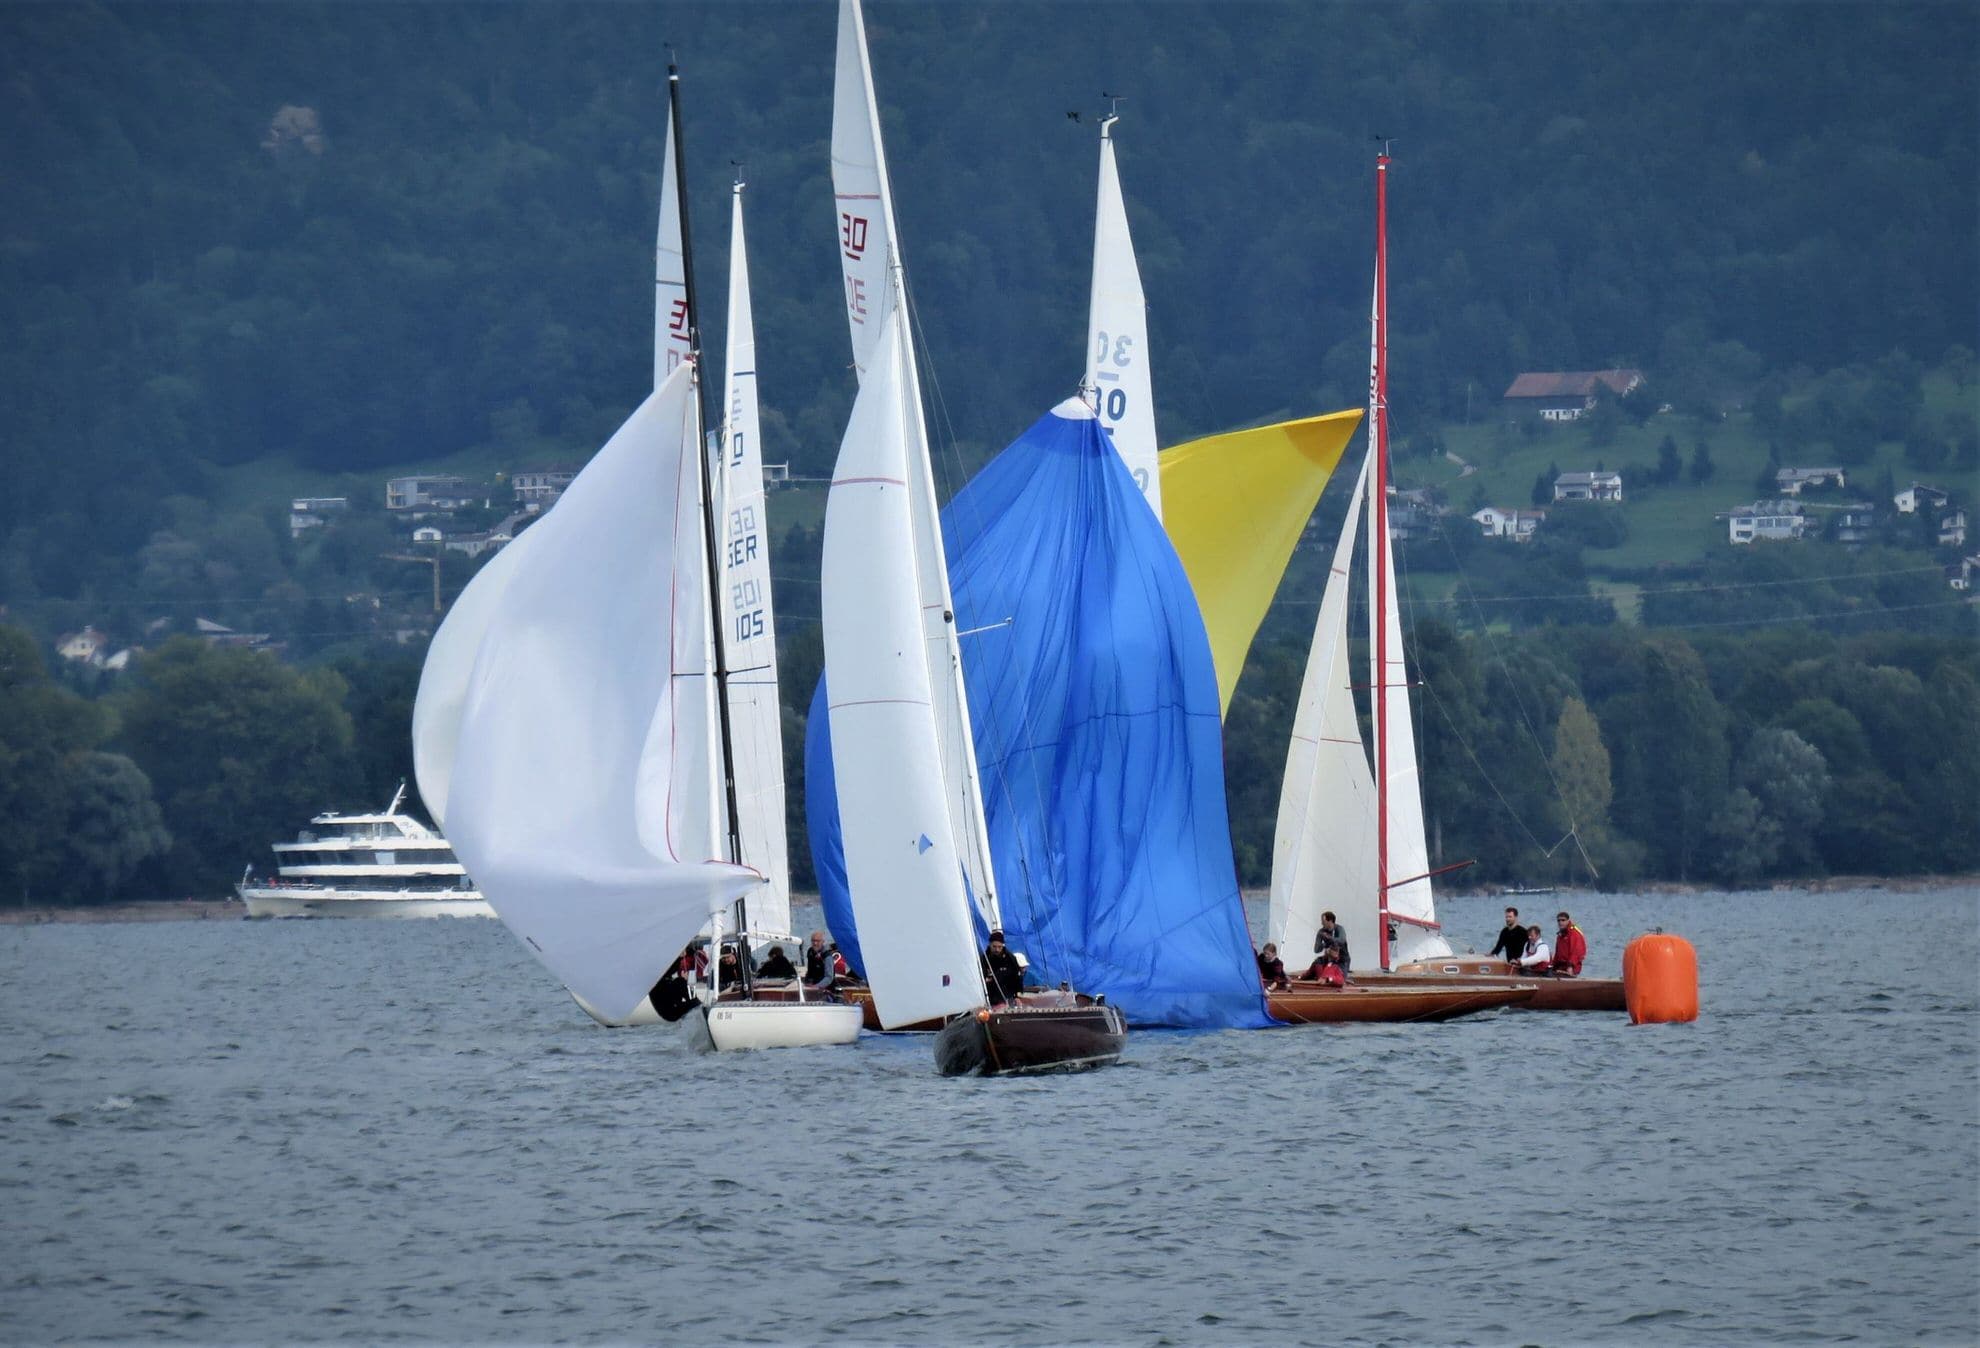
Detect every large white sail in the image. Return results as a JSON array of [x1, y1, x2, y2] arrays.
[[442, 365, 762, 1024], [821, 308, 984, 1028], [656, 106, 723, 866], [830, 0, 999, 926], [1370, 507, 1448, 962], [718, 181, 790, 937], [411, 523, 536, 836], [1269, 456, 1379, 969], [1084, 118, 1160, 515]]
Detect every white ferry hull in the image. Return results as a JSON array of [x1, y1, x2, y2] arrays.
[[238, 886, 493, 920], [692, 1001, 864, 1052]]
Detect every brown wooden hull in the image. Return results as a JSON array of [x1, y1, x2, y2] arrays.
[[1374, 959, 1627, 1012], [933, 996, 1128, 1076], [1266, 981, 1535, 1023]]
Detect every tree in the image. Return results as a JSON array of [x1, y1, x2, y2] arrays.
[[1689, 437, 1716, 484], [1738, 726, 1830, 874], [116, 638, 360, 893], [1656, 435, 1682, 485], [43, 753, 172, 903]]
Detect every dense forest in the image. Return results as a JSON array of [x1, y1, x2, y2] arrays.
[[0, 3, 1975, 903]]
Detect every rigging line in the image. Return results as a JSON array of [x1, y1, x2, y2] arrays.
[[1416, 673, 1562, 863], [13, 587, 438, 610], [894, 273, 1077, 979], [1424, 485, 1596, 878], [1263, 563, 1948, 611], [1650, 597, 1973, 631]]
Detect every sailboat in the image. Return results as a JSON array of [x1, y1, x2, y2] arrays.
[[409, 65, 859, 1050], [818, 0, 1127, 1075], [1266, 148, 1616, 1018]]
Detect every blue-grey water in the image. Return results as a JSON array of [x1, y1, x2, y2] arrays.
[[2, 887, 1975, 1346]]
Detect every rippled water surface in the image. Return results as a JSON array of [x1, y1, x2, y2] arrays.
[[3, 888, 1975, 1345]]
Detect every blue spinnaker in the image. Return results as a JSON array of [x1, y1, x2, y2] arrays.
[[806, 402, 1271, 1029]]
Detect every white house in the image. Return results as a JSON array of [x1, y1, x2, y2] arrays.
[[411, 525, 444, 543], [1940, 509, 1968, 548], [1503, 369, 1645, 422], [1472, 506, 1546, 542], [1894, 483, 1950, 514], [1775, 466, 1846, 496], [386, 474, 473, 512], [1554, 470, 1624, 503], [510, 468, 576, 504], [1724, 501, 1808, 544], [56, 626, 110, 665]]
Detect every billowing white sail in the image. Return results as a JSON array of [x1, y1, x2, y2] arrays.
[[441, 365, 762, 1024], [411, 523, 537, 836], [821, 308, 984, 1028], [1084, 119, 1160, 515], [717, 182, 790, 938], [830, 0, 999, 926], [1269, 456, 1378, 969]]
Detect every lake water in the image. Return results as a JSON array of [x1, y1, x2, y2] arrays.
[[2, 887, 1975, 1346]]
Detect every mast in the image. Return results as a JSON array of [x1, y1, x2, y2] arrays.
[[1370, 143, 1392, 971], [668, 62, 752, 963]]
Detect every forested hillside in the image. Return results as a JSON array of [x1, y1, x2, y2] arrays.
[[1, 2, 1975, 903]]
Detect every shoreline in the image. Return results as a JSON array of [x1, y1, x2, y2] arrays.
[[2, 873, 1976, 927]]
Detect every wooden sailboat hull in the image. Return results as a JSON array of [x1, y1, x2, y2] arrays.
[[1375, 959, 1627, 1012], [933, 998, 1128, 1076], [1266, 981, 1535, 1023]]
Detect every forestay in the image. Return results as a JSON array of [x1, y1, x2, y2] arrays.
[[717, 182, 789, 937], [438, 367, 762, 1024], [811, 399, 1271, 1029], [1085, 121, 1159, 514], [819, 308, 984, 1029]]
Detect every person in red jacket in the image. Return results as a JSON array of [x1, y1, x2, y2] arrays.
[[1551, 911, 1588, 976]]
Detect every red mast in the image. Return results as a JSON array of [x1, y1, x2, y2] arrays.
[[1371, 144, 1392, 971]]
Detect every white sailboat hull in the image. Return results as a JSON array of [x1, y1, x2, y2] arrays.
[[691, 1001, 864, 1052], [238, 885, 493, 920]]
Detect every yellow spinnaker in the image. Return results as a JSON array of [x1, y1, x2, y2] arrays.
[[1158, 409, 1363, 715]]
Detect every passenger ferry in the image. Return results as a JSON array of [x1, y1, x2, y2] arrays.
[[237, 784, 492, 919]]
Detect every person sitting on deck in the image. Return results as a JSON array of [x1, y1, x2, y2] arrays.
[[980, 929, 1026, 1005], [802, 930, 848, 987], [756, 945, 798, 980], [1513, 924, 1551, 971], [1490, 906, 1525, 964], [713, 945, 747, 991], [1311, 911, 1351, 974], [1551, 912, 1587, 977], [1256, 943, 1289, 991]]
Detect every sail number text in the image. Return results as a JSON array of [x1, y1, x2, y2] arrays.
[[1091, 330, 1135, 422]]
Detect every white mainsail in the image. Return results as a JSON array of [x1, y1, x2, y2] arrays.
[[717, 181, 790, 938], [1084, 116, 1160, 515], [1268, 456, 1379, 969], [821, 307, 985, 1028], [1369, 489, 1447, 962], [830, 0, 999, 927], [439, 365, 762, 1024]]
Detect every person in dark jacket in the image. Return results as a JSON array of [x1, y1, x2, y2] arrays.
[[980, 930, 1026, 1005], [1489, 907, 1525, 964], [1256, 943, 1289, 990], [757, 945, 798, 980], [1313, 911, 1351, 974], [803, 930, 847, 986]]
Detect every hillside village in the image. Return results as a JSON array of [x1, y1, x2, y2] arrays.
[[46, 364, 1977, 673]]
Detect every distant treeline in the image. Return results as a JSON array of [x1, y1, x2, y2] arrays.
[[3, 2, 1975, 636], [3, 618, 1972, 906]]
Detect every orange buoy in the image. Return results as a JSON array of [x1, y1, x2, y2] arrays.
[[1623, 933, 1698, 1024]]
